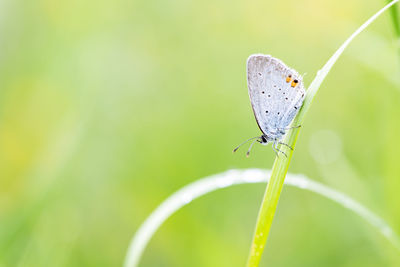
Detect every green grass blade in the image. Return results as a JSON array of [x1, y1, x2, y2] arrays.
[[387, 0, 400, 37], [386, 0, 400, 65], [245, 1, 399, 266]]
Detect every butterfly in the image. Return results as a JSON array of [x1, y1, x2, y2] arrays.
[[234, 54, 306, 157]]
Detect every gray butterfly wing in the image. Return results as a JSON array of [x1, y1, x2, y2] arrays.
[[247, 54, 306, 140]]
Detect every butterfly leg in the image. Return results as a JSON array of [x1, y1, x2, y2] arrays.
[[273, 141, 287, 158], [276, 147, 287, 158], [278, 125, 302, 131], [271, 143, 279, 158], [278, 142, 293, 150], [288, 125, 302, 130]]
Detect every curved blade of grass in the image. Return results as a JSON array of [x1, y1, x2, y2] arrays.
[[388, 0, 400, 36], [246, 1, 399, 266], [123, 169, 400, 267], [386, 0, 400, 64]]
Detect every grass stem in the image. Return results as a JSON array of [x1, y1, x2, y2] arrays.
[[386, 0, 400, 66]]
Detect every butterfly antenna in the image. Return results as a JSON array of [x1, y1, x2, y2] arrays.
[[246, 139, 259, 157], [233, 136, 259, 153]]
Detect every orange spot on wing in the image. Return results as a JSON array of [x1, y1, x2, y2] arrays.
[[291, 79, 299, 87]]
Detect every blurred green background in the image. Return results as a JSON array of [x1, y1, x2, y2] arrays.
[[1, 0, 400, 266]]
